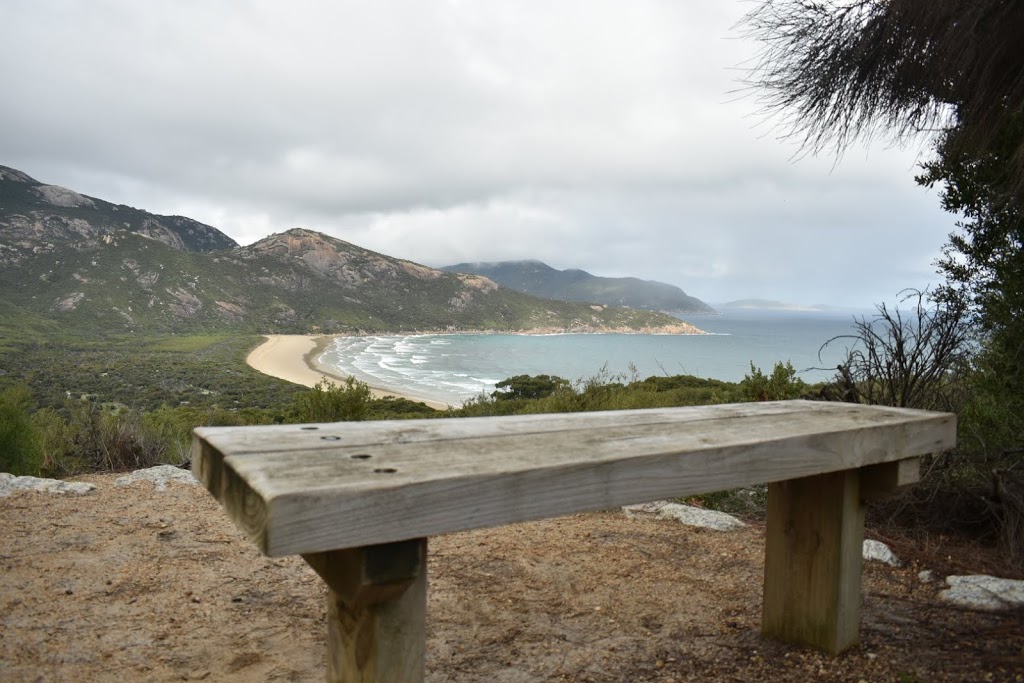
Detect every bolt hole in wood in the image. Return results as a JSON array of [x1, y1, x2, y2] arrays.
[[321, 436, 341, 441], [300, 426, 318, 431], [351, 454, 372, 460], [374, 468, 398, 474]]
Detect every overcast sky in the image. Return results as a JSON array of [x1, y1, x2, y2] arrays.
[[1, 1, 957, 308]]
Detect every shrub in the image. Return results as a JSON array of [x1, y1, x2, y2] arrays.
[[293, 377, 372, 423], [491, 375, 569, 401], [819, 290, 972, 411], [739, 361, 807, 401], [54, 402, 169, 474], [0, 384, 44, 476]]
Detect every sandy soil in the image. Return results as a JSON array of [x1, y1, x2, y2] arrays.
[[245, 335, 449, 409], [1, 475, 1022, 682]]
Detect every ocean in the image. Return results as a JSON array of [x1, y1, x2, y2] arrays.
[[317, 309, 873, 407]]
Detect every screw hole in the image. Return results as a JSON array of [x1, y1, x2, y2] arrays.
[[350, 454, 372, 460], [321, 436, 341, 441], [300, 426, 318, 431], [373, 468, 398, 474]]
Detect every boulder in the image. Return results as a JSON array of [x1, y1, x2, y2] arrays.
[[862, 539, 902, 567], [0, 473, 96, 498], [114, 465, 198, 491], [623, 501, 746, 531], [939, 575, 1024, 610]]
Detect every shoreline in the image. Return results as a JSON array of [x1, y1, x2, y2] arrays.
[[245, 335, 451, 410], [245, 324, 709, 411], [372, 322, 709, 336]]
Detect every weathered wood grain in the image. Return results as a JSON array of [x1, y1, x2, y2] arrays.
[[303, 538, 425, 606], [322, 539, 427, 682], [763, 470, 865, 653], [191, 400, 955, 557], [860, 457, 921, 501]]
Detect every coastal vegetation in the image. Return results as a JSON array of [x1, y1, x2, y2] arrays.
[[0, 321, 809, 504], [743, 0, 1024, 564]]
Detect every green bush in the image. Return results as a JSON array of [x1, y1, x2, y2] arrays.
[[739, 361, 808, 401], [49, 401, 169, 474], [0, 384, 44, 476], [293, 377, 372, 423], [491, 374, 569, 401], [366, 396, 437, 419]]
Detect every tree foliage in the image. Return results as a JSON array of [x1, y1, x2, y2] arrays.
[[919, 118, 1024, 347], [491, 374, 570, 402], [739, 361, 808, 402], [742, 0, 1024, 203], [0, 384, 44, 476], [743, 1, 1024, 562], [292, 377, 372, 423]]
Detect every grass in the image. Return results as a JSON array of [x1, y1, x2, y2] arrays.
[[142, 335, 234, 353]]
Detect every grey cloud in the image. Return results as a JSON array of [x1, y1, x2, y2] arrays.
[[0, 1, 956, 308]]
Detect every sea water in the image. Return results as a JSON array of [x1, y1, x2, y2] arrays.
[[317, 309, 874, 407]]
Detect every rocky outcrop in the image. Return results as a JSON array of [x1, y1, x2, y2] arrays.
[[623, 501, 747, 531], [863, 539, 902, 566], [114, 465, 198, 491], [0, 473, 96, 497], [0, 165, 237, 263], [243, 228, 455, 288], [34, 184, 96, 208], [0, 466, 199, 498], [940, 575, 1024, 610]]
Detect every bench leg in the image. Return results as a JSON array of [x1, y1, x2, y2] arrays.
[[303, 538, 427, 683], [762, 470, 863, 654]]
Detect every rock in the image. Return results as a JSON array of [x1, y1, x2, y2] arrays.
[[918, 570, 935, 583], [0, 473, 97, 498], [939, 575, 1024, 610], [114, 465, 198, 491], [862, 539, 901, 567], [623, 501, 746, 531]]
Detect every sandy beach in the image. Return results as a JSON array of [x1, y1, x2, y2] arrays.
[[245, 335, 449, 409]]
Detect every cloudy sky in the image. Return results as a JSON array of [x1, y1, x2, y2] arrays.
[[1, 1, 956, 308]]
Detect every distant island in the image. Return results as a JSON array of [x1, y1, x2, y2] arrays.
[[717, 299, 839, 312], [441, 259, 714, 316]]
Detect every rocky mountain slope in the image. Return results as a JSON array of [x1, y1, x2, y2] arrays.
[[0, 166, 698, 335], [0, 165, 235, 266], [441, 259, 713, 315]]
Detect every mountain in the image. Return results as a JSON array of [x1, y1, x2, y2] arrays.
[[0, 165, 236, 264], [0, 166, 699, 336], [440, 260, 714, 315]]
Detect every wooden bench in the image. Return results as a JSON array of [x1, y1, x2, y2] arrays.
[[191, 400, 955, 681]]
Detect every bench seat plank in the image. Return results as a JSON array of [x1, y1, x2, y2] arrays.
[[192, 400, 954, 557]]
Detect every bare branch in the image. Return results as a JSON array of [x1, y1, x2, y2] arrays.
[[818, 289, 972, 410]]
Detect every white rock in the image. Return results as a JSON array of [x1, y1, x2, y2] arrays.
[[918, 570, 935, 583], [34, 184, 95, 208], [862, 539, 902, 567], [940, 575, 1024, 610], [114, 465, 197, 491], [623, 501, 746, 531], [0, 472, 97, 498]]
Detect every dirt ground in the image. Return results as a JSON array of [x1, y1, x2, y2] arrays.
[[1, 473, 1022, 682]]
